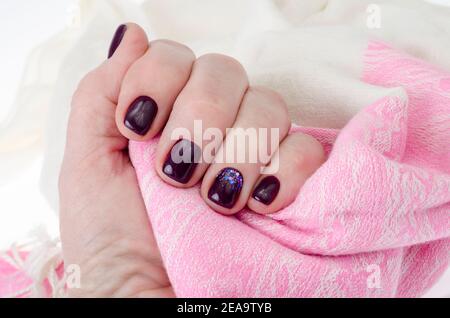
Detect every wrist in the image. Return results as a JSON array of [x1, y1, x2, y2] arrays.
[[64, 237, 170, 298]]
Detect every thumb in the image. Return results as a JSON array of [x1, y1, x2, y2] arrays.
[[65, 23, 148, 162]]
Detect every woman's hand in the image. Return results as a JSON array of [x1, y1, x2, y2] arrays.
[[59, 24, 173, 297], [59, 23, 323, 297]]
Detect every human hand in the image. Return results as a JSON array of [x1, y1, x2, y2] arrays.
[[59, 24, 173, 297], [59, 22, 324, 297]]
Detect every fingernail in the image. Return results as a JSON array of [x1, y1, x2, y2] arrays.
[[208, 168, 244, 209], [108, 24, 127, 58], [252, 176, 280, 205], [163, 139, 201, 184], [124, 96, 158, 136]]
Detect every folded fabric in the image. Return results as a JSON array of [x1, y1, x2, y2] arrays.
[[1, 0, 450, 297], [128, 42, 450, 297], [0, 235, 65, 298]]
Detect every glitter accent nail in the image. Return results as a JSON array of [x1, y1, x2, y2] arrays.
[[208, 168, 244, 209]]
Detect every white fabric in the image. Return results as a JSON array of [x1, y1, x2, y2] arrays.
[[1, 0, 449, 297]]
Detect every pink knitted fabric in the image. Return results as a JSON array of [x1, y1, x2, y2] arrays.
[[128, 42, 450, 297], [1, 42, 449, 297], [0, 251, 33, 298]]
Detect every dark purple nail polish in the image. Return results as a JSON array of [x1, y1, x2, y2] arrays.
[[208, 168, 244, 209], [252, 176, 280, 205], [124, 96, 158, 136], [163, 139, 201, 184], [108, 24, 127, 58]]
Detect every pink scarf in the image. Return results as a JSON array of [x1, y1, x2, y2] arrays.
[[1, 42, 449, 297]]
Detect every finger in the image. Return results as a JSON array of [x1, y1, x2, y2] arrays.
[[154, 54, 248, 187], [73, 23, 149, 106], [201, 87, 291, 215], [248, 132, 325, 214], [67, 23, 149, 156], [116, 40, 196, 141]]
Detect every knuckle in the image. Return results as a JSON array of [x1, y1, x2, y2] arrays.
[[151, 39, 195, 60], [197, 53, 247, 77], [143, 41, 195, 79], [285, 133, 325, 170], [177, 89, 232, 118], [246, 87, 290, 129], [182, 98, 228, 119], [251, 86, 283, 102]]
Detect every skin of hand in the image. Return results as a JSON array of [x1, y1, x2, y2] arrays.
[[59, 23, 324, 297], [59, 24, 173, 297]]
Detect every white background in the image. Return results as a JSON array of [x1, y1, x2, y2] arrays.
[[0, 0, 449, 297], [0, 0, 75, 249]]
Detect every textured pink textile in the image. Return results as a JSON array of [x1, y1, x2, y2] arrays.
[[1, 42, 449, 297], [128, 42, 450, 297], [0, 251, 33, 298], [0, 250, 61, 297]]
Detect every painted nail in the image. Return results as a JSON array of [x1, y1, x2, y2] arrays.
[[124, 96, 158, 136], [252, 176, 280, 205], [108, 24, 127, 58], [208, 168, 244, 209], [163, 139, 201, 184]]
